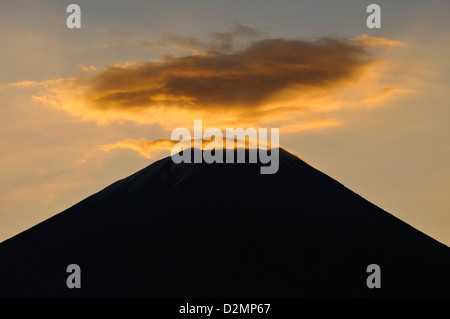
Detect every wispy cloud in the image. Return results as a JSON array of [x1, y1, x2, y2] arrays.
[[160, 23, 261, 53], [352, 34, 404, 47], [96, 138, 176, 159], [0, 78, 65, 89], [81, 134, 283, 163]]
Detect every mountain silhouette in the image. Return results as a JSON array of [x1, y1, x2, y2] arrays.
[[0, 148, 449, 298]]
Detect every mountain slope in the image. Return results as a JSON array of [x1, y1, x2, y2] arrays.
[[0, 148, 449, 298]]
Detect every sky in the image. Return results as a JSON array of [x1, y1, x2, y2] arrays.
[[0, 0, 449, 245]]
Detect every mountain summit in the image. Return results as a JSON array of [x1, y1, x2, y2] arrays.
[[0, 148, 449, 298]]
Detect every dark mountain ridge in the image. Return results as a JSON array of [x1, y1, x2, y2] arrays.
[[0, 148, 449, 298]]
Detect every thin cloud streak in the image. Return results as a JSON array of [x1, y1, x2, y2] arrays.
[[82, 135, 282, 163]]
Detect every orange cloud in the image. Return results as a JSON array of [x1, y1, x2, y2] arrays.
[[77, 138, 176, 163], [1, 78, 65, 89], [77, 65, 97, 72], [83, 133, 283, 163], [84, 38, 369, 111], [97, 138, 176, 158], [32, 33, 408, 133], [352, 34, 404, 47]]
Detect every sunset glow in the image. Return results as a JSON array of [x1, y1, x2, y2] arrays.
[[1, 0, 449, 247]]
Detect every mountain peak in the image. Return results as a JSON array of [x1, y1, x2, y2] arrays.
[[0, 147, 449, 298]]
